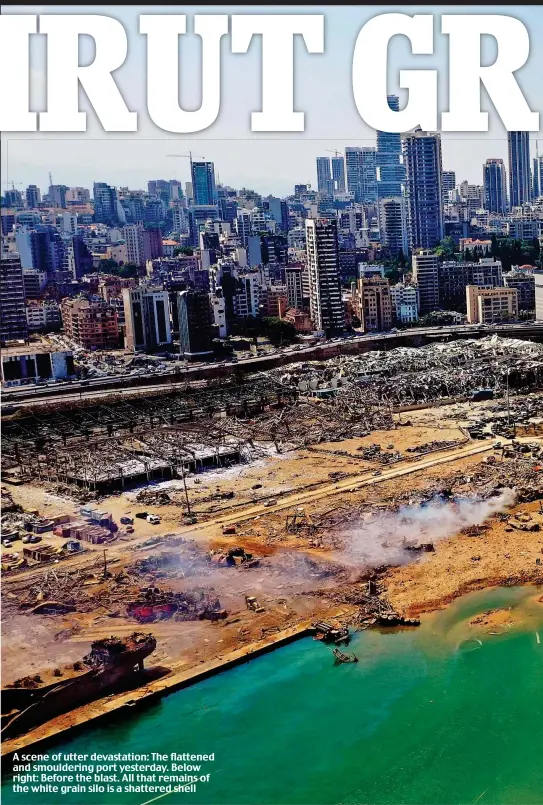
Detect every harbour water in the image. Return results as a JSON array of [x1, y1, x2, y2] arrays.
[[2, 586, 542, 805]]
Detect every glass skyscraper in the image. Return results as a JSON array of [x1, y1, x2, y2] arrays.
[[508, 132, 532, 208], [331, 157, 346, 194], [402, 129, 443, 250], [376, 95, 405, 198], [483, 158, 508, 215], [316, 157, 333, 195], [533, 155, 543, 199], [345, 147, 378, 203], [191, 161, 218, 206]]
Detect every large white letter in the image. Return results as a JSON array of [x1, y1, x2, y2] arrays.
[[0, 15, 37, 131], [352, 14, 437, 133], [442, 15, 539, 132], [39, 15, 136, 132], [231, 14, 324, 132], [140, 14, 227, 134]]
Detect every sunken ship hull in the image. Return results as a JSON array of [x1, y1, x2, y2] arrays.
[[1, 632, 156, 739]]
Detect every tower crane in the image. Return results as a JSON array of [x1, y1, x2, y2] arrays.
[[326, 150, 343, 158], [167, 152, 206, 173]]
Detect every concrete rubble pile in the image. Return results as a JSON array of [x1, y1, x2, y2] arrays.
[[406, 439, 462, 454], [308, 579, 419, 626], [267, 336, 543, 407], [449, 393, 543, 441], [259, 551, 349, 581], [356, 444, 404, 464], [127, 545, 216, 580], [126, 586, 227, 623], [1, 488, 22, 515], [135, 489, 172, 506], [2, 559, 111, 616], [393, 441, 543, 507]]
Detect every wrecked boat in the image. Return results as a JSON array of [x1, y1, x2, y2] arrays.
[[1, 632, 156, 739], [332, 648, 358, 664], [312, 621, 350, 644]]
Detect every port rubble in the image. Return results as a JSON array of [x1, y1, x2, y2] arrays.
[[1, 347, 542, 751]]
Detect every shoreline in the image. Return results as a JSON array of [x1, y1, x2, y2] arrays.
[[2, 430, 542, 763], [3, 577, 543, 762], [0, 608, 354, 762]]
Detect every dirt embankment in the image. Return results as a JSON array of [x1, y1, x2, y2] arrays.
[[383, 499, 543, 616]]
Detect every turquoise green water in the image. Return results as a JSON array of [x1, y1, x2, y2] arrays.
[[2, 586, 543, 805]]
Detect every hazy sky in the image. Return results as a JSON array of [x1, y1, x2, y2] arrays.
[[2, 4, 543, 196]]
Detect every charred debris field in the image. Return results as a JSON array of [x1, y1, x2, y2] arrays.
[[1, 335, 543, 746]]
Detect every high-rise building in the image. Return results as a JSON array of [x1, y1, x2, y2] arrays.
[[389, 283, 420, 324], [15, 225, 65, 277], [285, 265, 309, 312], [188, 205, 220, 247], [316, 157, 334, 196], [23, 268, 48, 300], [264, 197, 289, 232], [438, 258, 503, 312], [533, 155, 543, 199], [403, 129, 443, 250], [60, 298, 119, 349], [331, 157, 346, 194], [123, 224, 163, 266], [1, 212, 15, 236], [72, 235, 93, 279], [508, 131, 532, 208], [178, 289, 215, 359], [172, 204, 189, 235], [25, 185, 40, 209], [412, 250, 440, 314], [93, 183, 119, 224], [216, 198, 235, 226], [143, 228, 163, 261], [345, 147, 378, 203], [504, 269, 535, 311], [483, 159, 508, 215], [441, 171, 456, 204], [235, 209, 252, 246], [191, 161, 218, 206], [0, 254, 28, 344], [66, 187, 90, 204], [170, 180, 183, 201], [61, 213, 78, 235], [48, 185, 68, 209], [466, 285, 518, 324], [378, 197, 408, 257], [376, 95, 405, 198], [124, 224, 145, 267], [123, 288, 172, 353], [305, 218, 344, 336], [357, 276, 392, 332], [4, 189, 23, 207]]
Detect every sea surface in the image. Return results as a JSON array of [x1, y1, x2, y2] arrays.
[[2, 586, 543, 805]]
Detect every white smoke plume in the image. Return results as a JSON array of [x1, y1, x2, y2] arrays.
[[338, 489, 516, 569]]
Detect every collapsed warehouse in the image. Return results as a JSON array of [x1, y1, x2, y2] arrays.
[[269, 336, 543, 406], [2, 336, 542, 501]]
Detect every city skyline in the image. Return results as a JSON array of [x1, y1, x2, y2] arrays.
[[2, 5, 543, 195]]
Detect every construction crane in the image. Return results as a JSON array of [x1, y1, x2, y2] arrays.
[[167, 152, 206, 174], [1, 180, 23, 188], [326, 149, 343, 158]]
